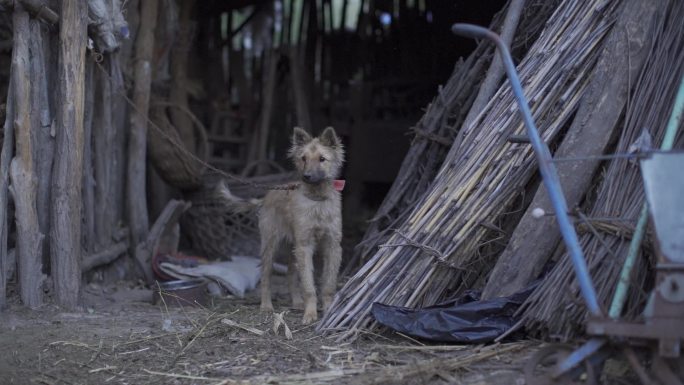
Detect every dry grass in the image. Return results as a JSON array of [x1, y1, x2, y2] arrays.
[[0, 284, 535, 385]]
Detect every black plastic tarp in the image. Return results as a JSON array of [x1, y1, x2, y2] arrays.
[[371, 284, 537, 343]]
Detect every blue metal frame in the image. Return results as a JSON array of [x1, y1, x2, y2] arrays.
[[450, 23, 602, 316]]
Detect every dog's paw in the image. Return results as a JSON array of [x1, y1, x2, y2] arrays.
[[301, 310, 318, 325]]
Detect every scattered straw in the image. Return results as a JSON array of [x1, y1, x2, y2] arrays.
[[221, 318, 264, 336], [273, 311, 293, 340], [142, 369, 224, 382], [88, 365, 118, 373]]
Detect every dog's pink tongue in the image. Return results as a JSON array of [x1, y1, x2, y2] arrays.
[[333, 179, 346, 191]]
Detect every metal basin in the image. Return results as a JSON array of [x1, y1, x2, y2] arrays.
[[152, 279, 209, 307]]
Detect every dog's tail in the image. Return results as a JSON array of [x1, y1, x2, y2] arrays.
[[214, 180, 262, 214]]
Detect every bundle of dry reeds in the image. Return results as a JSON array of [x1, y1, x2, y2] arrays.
[[320, 0, 622, 339], [519, 1, 684, 339], [351, 0, 559, 271]]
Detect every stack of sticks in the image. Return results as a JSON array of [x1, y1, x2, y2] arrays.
[[320, 0, 622, 339], [519, 0, 684, 338], [351, 0, 558, 271]]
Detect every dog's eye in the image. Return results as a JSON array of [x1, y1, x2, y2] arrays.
[[319, 156, 326, 162], [301, 156, 306, 162]]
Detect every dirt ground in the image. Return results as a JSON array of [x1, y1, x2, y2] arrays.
[[0, 275, 632, 385]]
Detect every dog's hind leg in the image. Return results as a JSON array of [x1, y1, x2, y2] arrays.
[[260, 234, 277, 312], [287, 253, 304, 309], [320, 240, 342, 313], [294, 243, 317, 324]]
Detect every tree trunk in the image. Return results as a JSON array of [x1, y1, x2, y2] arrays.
[[128, 0, 158, 283], [51, 1, 88, 309], [11, 7, 44, 308], [482, 0, 662, 299]]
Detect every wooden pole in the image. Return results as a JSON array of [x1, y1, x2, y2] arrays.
[[255, 51, 278, 174], [169, 0, 196, 153], [0, 64, 15, 310], [82, 240, 129, 272], [51, 0, 88, 309], [82, 59, 96, 254], [31, 19, 56, 276], [128, 0, 158, 283], [93, 60, 114, 248], [11, 7, 44, 308], [289, 46, 312, 132], [461, 0, 524, 130]]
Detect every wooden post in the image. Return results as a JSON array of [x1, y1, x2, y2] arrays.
[[93, 59, 114, 248], [0, 71, 15, 310], [109, 55, 128, 276], [169, 0, 196, 153], [128, 0, 158, 283], [255, 51, 278, 174], [11, 7, 44, 308], [30, 19, 56, 274], [289, 46, 312, 132], [51, 1, 88, 309], [82, 59, 96, 253]]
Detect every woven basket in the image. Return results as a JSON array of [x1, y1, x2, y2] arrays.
[[180, 180, 259, 259], [180, 172, 298, 260]]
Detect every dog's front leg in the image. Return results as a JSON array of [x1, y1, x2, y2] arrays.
[[294, 243, 317, 324], [287, 253, 304, 309], [260, 235, 277, 312], [320, 240, 342, 313]]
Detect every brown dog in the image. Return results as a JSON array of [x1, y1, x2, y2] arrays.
[[219, 127, 344, 324]]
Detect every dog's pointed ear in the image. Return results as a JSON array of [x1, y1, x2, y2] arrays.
[[319, 126, 340, 148], [292, 126, 312, 146]]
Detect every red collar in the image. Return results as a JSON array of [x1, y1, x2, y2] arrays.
[[333, 180, 346, 191]]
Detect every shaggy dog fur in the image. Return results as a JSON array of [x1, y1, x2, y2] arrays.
[[219, 127, 344, 324]]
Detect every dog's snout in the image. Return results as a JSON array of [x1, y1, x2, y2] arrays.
[[302, 173, 313, 182]]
